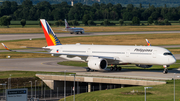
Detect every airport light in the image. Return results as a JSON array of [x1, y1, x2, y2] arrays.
[[69, 74, 76, 101], [39, 77, 44, 98], [35, 80, 37, 99], [174, 73, 180, 101], [29, 81, 33, 99], [64, 70, 67, 101], [0, 83, 6, 99], [57, 87, 58, 99], [76, 79, 80, 94], [8, 74, 11, 89], [144, 87, 152, 101]]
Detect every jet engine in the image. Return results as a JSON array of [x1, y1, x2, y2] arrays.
[[88, 58, 107, 70], [136, 64, 153, 68]]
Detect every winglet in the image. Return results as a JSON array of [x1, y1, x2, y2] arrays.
[[145, 39, 151, 46], [1, 43, 12, 51]]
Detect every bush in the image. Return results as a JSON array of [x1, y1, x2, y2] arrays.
[[54, 21, 59, 26], [72, 20, 79, 26], [103, 19, 115, 26], [132, 16, 140, 25], [20, 19, 26, 27], [154, 20, 158, 25], [58, 20, 64, 26], [119, 19, 124, 26], [88, 20, 96, 26]]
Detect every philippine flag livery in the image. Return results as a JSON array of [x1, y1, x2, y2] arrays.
[[145, 39, 151, 46], [40, 19, 61, 46]]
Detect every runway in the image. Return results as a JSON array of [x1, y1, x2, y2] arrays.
[[0, 57, 180, 80], [1, 31, 180, 41], [0, 31, 180, 80]]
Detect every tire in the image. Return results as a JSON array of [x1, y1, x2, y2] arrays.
[[110, 67, 114, 71], [119, 67, 122, 71], [86, 68, 91, 72], [114, 67, 118, 71]]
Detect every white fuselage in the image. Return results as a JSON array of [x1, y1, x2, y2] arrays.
[[66, 28, 84, 33], [47, 44, 176, 66]]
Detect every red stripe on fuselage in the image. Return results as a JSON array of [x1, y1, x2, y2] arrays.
[[41, 21, 55, 46]]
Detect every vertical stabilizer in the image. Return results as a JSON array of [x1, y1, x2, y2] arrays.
[[146, 39, 151, 46], [65, 19, 70, 29], [40, 19, 61, 46]]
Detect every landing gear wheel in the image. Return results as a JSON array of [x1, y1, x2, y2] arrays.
[[163, 68, 168, 74], [90, 69, 94, 72], [114, 67, 118, 71], [110, 67, 114, 71], [114, 65, 118, 71], [79, 32, 82, 34], [119, 67, 122, 71], [86, 68, 91, 72], [76, 32, 79, 34]]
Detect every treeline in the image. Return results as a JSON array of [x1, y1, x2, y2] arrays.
[[1, 0, 180, 23], [5, 0, 180, 7]]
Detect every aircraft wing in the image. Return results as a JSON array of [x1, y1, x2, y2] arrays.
[[2, 43, 120, 61], [1, 43, 51, 53]]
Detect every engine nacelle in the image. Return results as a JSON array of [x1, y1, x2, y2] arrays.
[[88, 58, 107, 70], [136, 64, 153, 68]]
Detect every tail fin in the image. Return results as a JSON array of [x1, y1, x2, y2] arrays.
[[40, 19, 61, 46], [65, 19, 70, 29], [145, 39, 151, 46]]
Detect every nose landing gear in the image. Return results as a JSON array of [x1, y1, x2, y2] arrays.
[[163, 65, 169, 74]]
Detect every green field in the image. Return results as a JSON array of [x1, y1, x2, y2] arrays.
[[0, 71, 75, 79], [59, 80, 180, 101]]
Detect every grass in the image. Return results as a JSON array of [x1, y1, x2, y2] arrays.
[[0, 52, 53, 58], [57, 60, 180, 70], [1, 25, 180, 33], [0, 71, 75, 79], [1, 33, 180, 58], [59, 80, 180, 101], [1, 33, 180, 48]]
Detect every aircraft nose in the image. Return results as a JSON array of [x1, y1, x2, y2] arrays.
[[169, 57, 176, 64]]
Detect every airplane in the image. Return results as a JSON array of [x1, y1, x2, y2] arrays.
[[1, 19, 176, 74], [64, 19, 85, 34]]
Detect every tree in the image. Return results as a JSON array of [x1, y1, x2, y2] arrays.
[[123, 12, 133, 21], [103, 19, 110, 26], [20, 19, 26, 27], [119, 19, 124, 26], [72, 20, 79, 26], [0, 16, 10, 27], [82, 14, 90, 25], [148, 16, 153, 24], [88, 20, 95, 26], [164, 19, 171, 25], [132, 16, 140, 25], [54, 21, 59, 27], [140, 3, 142, 8]]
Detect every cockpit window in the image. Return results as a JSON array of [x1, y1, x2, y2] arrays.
[[163, 52, 173, 56]]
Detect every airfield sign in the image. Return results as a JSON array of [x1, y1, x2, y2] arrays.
[[6, 88, 28, 101]]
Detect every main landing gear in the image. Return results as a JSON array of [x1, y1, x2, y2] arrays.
[[163, 65, 169, 74], [86, 68, 97, 72], [110, 65, 122, 71]]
